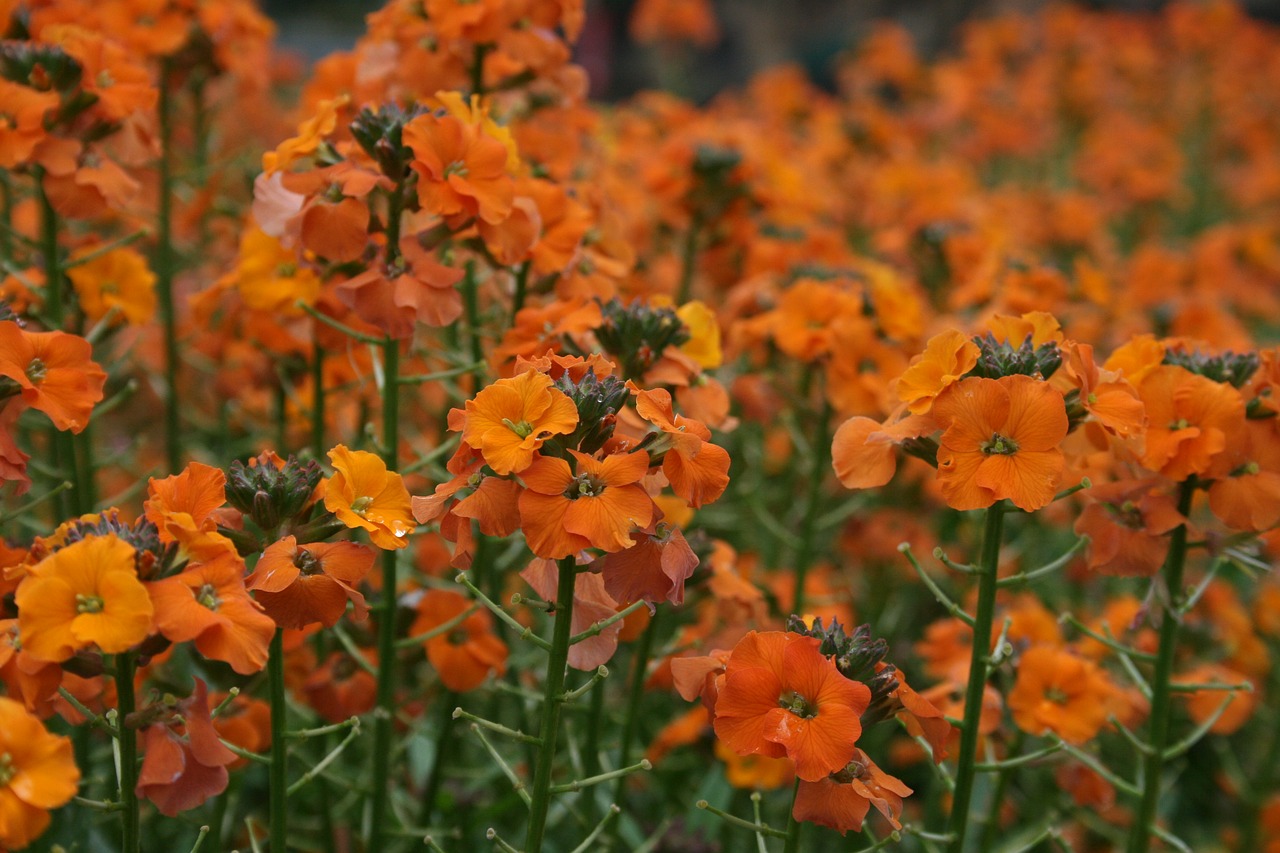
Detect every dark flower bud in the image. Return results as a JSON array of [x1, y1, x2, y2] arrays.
[[967, 333, 1061, 380], [1163, 347, 1259, 388], [552, 369, 631, 455], [225, 455, 323, 534], [595, 299, 691, 379]]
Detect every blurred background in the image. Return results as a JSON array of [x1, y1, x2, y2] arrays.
[[262, 0, 1280, 100]]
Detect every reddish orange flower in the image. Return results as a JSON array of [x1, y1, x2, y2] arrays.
[[0, 697, 80, 850], [597, 525, 699, 606], [712, 631, 870, 781], [335, 237, 465, 338], [1058, 342, 1145, 437], [1175, 664, 1255, 735], [210, 692, 272, 771], [1008, 644, 1117, 744], [897, 329, 980, 415], [1074, 480, 1185, 577], [245, 537, 373, 630], [144, 463, 238, 563], [405, 111, 514, 225], [301, 651, 378, 724], [146, 553, 275, 675], [518, 450, 656, 559], [932, 375, 1068, 512], [1138, 365, 1245, 482], [0, 322, 106, 434], [411, 588, 507, 692], [135, 680, 237, 817], [325, 445, 415, 550], [792, 749, 912, 835], [459, 370, 579, 476], [632, 386, 730, 508], [0, 620, 62, 717], [15, 535, 153, 662]]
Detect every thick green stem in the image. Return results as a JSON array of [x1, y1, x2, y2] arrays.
[[524, 556, 578, 853], [36, 184, 80, 519], [508, 261, 530, 328], [311, 342, 326, 460], [462, 260, 485, 387], [791, 389, 832, 616], [268, 629, 288, 852], [156, 64, 181, 473], [116, 653, 141, 853], [1126, 481, 1195, 853], [946, 504, 1005, 853], [782, 779, 803, 853], [368, 336, 401, 853]]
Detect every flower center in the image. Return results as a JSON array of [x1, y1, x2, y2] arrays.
[[831, 758, 868, 784], [565, 473, 606, 499], [0, 753, 13, 787], [778, 690, 817, 719], [1169, 418, 1191, 430], [448, 628, 469, 645], [75, 593, 105, 614], [351, 495, 374, 516], [293, 549, 322, 576], [25, 357, 46, 384], [443, 160, 469, 178], [1045, 686, 1069, 705], [502, 418, 534, 438], [980, 432, 1019, 455], [196, 583, 221, 611]]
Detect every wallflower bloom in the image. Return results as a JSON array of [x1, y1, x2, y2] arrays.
[[411, 588, 508, 692], [518, 450, 655, 559], [459, 370, 578, 476], [932, 375, 1068, 512], [792, 749, 912, 835], [1007, 645, 1116, 744], [135, 681, 237, 817], [147, 553, 275, 675], [245, 537, 373, 629], [0, 697, 80, 850], [897, 328, 980, 414], [1138, 365, 1245, 482], [66, 245, 157, 326], [15, 535, 153, 662], [0, 322, 106, 433], [325, 445, 415, 550], [713, 631, 870, 781], [405, 111, 514, 224]]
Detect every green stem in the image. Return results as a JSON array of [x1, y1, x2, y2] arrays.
[[1126, 481, 1195, 853], [782, 779, 803, 853], [311, 341, 326, 460], [269, 629, 288, 852], [368, 182, 406, 853], [417, 689, 459, 826], [523, 556, 578, 853], [946, 504, 1005, 853], [156, 62, 181, 473], [979, 730, 1023, 851], [116, 652, 141, 853], [791, 390, 832, 616], [508, 260, 530, 328], [462, 260, 485, 387], [37, 172, 63, 326]]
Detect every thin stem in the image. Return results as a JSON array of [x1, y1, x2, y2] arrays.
[[311, 340, 326, 460], [979, 730, 1023, 850], [417, 690, 458, 827], [523, 556, 578, 853], [461, 260, 486, 389], [694, 800, 788, 839], [116, 653, 141, 853], [610, 608, 660, 820], [791, 389, 832, 615], [269, 629, 288, 852], [1126, 480, 1194, 853], [676, 212, 701, 304], [782, 779, 803, 853], [156, 62, 181, 473], [946, 504, 1005, 853], [508, 261, 530, 328]]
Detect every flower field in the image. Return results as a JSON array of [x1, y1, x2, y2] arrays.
[[2, 0, 1280, 850]]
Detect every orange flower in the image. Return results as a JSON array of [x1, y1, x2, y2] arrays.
[[932, 375, 1068, 512], [245, 536, 373, 630], [404, 111, 514, 225], [1074, 480, 1184, 577], [1007, 644, 1116, 744], [15, 535, 153, 662], [335, 237, 465, 338], [1174, 664, 1255, 735], [146, 553, 275, 675], [411, 588, 507, 692], [1058, 342, 1145, 437], [144, 463, 238, 563], [0, 697, 80, 850], [631, 0, 720, 46], [518, 450, 655, 559], [632, 386, 730, 507], [897, 329, 980, 415], [712, 631, 870, 781], [597, 525, 699, 606], [792, 749, 912, 835], [301, 651, 378, 724], [324, 445, 415, 550], [459, 370, 578, 476], [0, 322, 106, 433], [0, 620, 63, 716], [1138, 365, 1245, 481], [66, 245, 156, 326], [135, 680, 237, 817]]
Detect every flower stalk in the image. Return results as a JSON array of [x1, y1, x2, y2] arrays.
[[268, 629, 288, 853], [116, 652, 141, 853], [946, 503, 1005, 852], [523, 556, 578, 853]]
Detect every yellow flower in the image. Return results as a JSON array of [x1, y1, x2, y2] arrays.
[[67, 245, 156, 325], [677, 301, 722, 370]]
